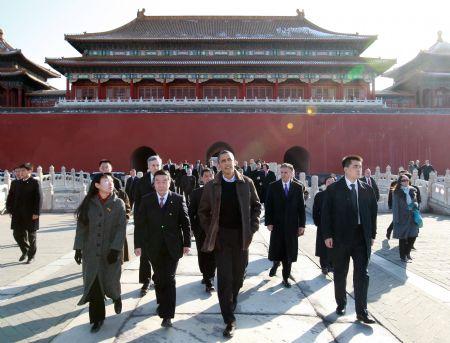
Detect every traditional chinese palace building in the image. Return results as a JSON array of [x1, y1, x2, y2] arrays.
[[1, 10, 450, 174], [380, 32, 450, 108]]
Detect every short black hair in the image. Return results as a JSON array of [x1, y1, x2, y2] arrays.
[[201, 167, 213, 176], [341, 155, 363, 168], [98, 159, 112, 167], [218, 150, 234, 161], [154, 169, 171, 180], [18, 162, 33, 171]]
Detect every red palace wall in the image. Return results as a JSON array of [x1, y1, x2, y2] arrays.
[[1, 112, 449, 174]]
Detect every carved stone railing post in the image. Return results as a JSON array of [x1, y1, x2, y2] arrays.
[[4, 170, 11, 189], [310, 175, 319, 198], [61, 166, 67, 187], [444, 170, 450, 206], [49, 165, 55, 185], [71, 168, 76, 189], [374, 166, 381, 182], [37, 166, 43, 181], [299, 172, 306, 186], [385, 165, 391, 182]]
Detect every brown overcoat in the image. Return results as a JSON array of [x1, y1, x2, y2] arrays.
[[198, 170, 261, 252]]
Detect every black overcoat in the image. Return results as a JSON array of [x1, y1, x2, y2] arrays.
[[6, 177, 41, 231], [265, 180, 306, 262], [312, 190, 327, 257]]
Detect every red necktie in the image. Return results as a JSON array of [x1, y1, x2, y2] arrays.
[[367, 177, 371, 186]]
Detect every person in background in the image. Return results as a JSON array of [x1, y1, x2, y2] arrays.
[[312, 175, 336, 275]]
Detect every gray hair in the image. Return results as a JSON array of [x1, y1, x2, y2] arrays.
[[147, 155, 162, 165]]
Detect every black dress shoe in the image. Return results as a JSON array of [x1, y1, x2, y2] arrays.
[[406, 254, 413, 260], [26, 257, 34, 264], [19, 253, 27, 262], [161, 318, 172, 327], [336, 305, 346, 316], [357, 314, 376, 324], [90, 320, 104, 333], [114, 298, 122, 314], [386, 233, 390, 240], [201, 279, 206, 284], [321, 267, 328, 275], [205, 285, 215, 293], [269, 265, 278, 277], [223, 322, 236, 337], [282, 279, 292, 288], [411, 246, 416, 251]]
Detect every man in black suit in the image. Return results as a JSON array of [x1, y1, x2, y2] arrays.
[[260, 163, 276, 204], [359, 168, 380, 202], [321, 155, 378, 324], [6, 163, 41, 264], [134, 155, 175, 296], [180, 168, 197, 205], [134, 169, 191, 328], [265, 163, 305, 287], [188, 168, 216, 293], [125, 169, 139, 209]]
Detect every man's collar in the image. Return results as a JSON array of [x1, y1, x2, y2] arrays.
[[345, 177, 358, 187], [222, 174, 236, 183]]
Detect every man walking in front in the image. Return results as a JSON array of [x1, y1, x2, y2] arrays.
[[134, 170, 191, 328], [265, 163, 305, 287], [321, 155, 378, 324], [6, 163, 41, 264], [199, 150, 261, 337]]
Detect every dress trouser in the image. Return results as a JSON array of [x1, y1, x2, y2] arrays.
[[193, 228, 216, 283], [386, 221, 393, 238], [13, 229, 37, 258], [150, 243, 178, 319], [139, 247, 152, 286], [281, 260, 292, 281], [214, 229, 248, 324], [399, 237, 417, 258], [88, 276, 105, 324], [332, 226, 369, 316]]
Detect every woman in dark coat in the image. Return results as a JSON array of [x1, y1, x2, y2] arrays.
[[312, 176, 335, 274], [392, 175, 420, 262], [74, 173, 126, 333]]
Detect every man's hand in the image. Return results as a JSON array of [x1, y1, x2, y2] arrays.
[[371, 239, 375, 246], [134, 248, 141, 257], [298, 227, 305, 236], [32, 215, 39, 220], [183, 247, 190, 255], [325, 238, 333, 249], [267, 225, 274, 231]]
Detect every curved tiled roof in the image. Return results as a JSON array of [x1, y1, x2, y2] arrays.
[[65, 13, 375, 42]]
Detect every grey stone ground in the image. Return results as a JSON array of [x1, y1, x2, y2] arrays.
[[0, 212, 448, 342]]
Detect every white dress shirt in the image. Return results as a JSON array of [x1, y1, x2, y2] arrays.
[[157, 192, 169, 207]]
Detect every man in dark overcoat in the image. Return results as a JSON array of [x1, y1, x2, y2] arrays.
[[188, 167, 216, 293], [134, 169, 191, 328], [260, 163, 276, 204], [265, 163, 305, 287], [321, 155, 378, 324], [6, 163, 41, 263]]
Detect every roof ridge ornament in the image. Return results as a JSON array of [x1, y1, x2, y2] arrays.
[[137, 8, 146, 18], [296, 9, 305, 18], [437, 30, 443, 43]]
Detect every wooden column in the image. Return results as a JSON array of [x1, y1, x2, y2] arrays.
[[66, 78, 70, 99], [195, 79, 202, 99], [97, 80, 102, 100], [130, 79, 135, 99], [71, 85, 75, 100], [163, 80, 169, 99], [273, 79, 279, 99], [338, 82, 344, 100], [371, 79, 376, 99], [26, 96, 31, 107], [241, 80, 247, 99], [18, 88, 23, 107], [306, 82, 312, 99]]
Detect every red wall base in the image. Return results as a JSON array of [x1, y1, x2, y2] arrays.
[[1, 112, 449, 174]]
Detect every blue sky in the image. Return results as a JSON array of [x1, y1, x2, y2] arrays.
[[1, 0, 448, 90]]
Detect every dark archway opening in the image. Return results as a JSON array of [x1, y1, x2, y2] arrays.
[[284, 146, 310, 174], [205, 142, 234, 164], [131, 146, 157, 172]]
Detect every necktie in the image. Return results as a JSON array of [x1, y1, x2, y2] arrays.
[[350, 184, 358, 214], [367, 177, 372, 187], [159, 197, 164, 208], [284, 183, 289, 197]]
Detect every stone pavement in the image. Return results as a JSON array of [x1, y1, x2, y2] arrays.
[[0, 212, 449, 342]]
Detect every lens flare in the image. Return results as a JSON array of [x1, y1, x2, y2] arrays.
[[286, 122, 294, 130]]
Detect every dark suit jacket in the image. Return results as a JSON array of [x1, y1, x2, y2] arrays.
[[359, 176, 380, 201], [135, 191, 191, 260], [321, 177, 378, 257], [265, 179, 306, 262], [6, 177, 41, 231], [125, 176, 139, 201], [188, 186, 204, 234]]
